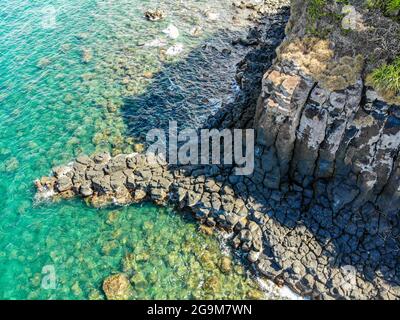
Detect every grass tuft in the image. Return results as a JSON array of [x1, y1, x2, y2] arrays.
[[367, 57, 400, 101], [367, 0, 400, 15], [387, 0, 400, 12]]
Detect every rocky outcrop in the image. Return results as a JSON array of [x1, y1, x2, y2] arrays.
[[34, 144, 400, 299], [35, 151, 269, 276], [102, 273, 134, 300], [209, 0, 399, 299], [252, 65, 400, 299], [251, 0, 400, 299], [34, 1, 400, 300]]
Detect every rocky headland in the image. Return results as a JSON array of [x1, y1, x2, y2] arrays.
[[35, 0, 400, 300]]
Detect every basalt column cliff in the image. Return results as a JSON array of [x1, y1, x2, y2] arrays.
[[250, 0, 400, 298]]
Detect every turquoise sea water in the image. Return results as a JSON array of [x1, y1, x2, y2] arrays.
[[0, 0, 279, 299]]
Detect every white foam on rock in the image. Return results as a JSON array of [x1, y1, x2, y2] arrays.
[[255, 277, 306, 300], [163, 24, 180, 39], [34, 189, 56, 203]]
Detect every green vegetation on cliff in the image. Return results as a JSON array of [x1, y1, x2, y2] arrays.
[[306, 0, 344, 35], [308, 0, 327, 20], [367, 0, 400, 18], [367, 57, 400, 103], [299, 0, 400, 102]]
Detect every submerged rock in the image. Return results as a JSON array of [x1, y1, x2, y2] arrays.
[[81, 48, 93, 64], [199, 224, 213, 236], [190, 26, 203, 37], [0, 157, 19, 172], [130, 272, 147, 291], [102, 273, 134, 300], [203, 275, 220, 292], [143, 71, 153, 79], [88, 290, 103, 300], [106, 211, 119, 225], [143, 38, 167, 48], [36, 58, 51, 69], [76, 32, 89, 40], [203, 10, 220, 21], [220, 256, 232, 273], [247, 289, 264, 300], [64, 94, 73, 104], [134, 143, 145, 153], [60, 43, 71, 53]]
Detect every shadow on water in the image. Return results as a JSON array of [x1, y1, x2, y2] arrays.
[[121, 8, 289, 137], [121, 28, 244, 140], [119, 7, 399, 297]]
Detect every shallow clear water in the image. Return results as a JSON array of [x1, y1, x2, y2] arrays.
[[0, 0, 281, 299]]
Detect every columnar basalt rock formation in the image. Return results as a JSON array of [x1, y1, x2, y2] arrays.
[[250, 0, 400, 299], [35, 1, 400, 299], [255, 65, 400, 216]]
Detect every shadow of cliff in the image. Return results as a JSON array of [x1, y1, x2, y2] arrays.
[[121, 29, 244, 141], [243, 177, 400, 298], [120, 8, 289, 140], [170, 159, 399, 298]]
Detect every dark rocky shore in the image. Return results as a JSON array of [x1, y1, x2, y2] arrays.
[[35, 1, 400, 300]]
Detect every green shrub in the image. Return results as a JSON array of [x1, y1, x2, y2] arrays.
[[309, 0, 327, 20], [367, 57, 400, 102], [387, 0, 400, 12], [306, 0, 343, 35], [367, 0, 400, 14]]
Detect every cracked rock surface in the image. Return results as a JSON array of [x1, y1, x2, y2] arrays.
[[35, 143, 400, 299]]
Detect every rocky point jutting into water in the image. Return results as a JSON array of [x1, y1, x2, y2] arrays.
[[35, 0, 400, 300]]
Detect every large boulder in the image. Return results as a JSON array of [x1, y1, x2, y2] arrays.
[[102, 273, 134, 300], [56, 176, 73, 192]]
